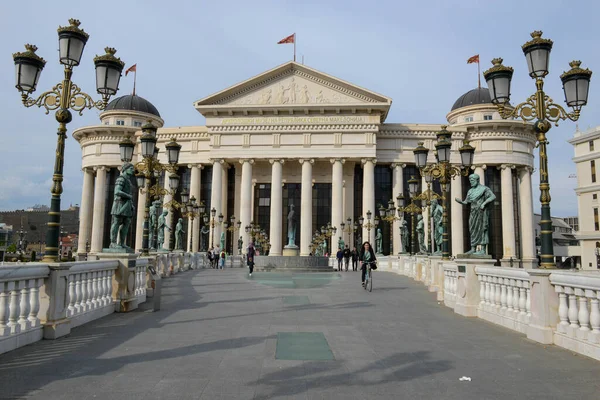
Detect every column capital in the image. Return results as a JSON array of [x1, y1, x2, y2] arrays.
[[299, 159, 314, 165], [499, 164, 516, 170], [187, 163, 203, 169], [390, 163, 407, 169], [269, 159, 285, 165], [329, 158, 345, 164], [93, 166, 109, 172], [239, 159, 255, 165], [82, 167, 94, 174], [361, 158, 377, 166], [520, 165, 534, 174], [209, 158, 225, 165]]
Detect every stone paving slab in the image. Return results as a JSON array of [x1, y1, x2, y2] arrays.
[[0, 268, 599, 399]]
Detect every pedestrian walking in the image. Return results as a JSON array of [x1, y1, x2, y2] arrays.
[[247, 242, 256, 276], [336, 248, 343, 271], [351, 247, 358, 271], [219, 250, 226, 269], [343, 245, 351, 271]]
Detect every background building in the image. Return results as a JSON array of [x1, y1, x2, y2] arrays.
[[569, 125, 600, 269], [74, 61, 537, 266], [534, 214, 580, 268]]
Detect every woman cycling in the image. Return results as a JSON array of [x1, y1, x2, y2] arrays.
[[359, 241, 377, 286]]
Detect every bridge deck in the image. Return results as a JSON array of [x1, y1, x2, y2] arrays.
[[0, 269, 599, 399]]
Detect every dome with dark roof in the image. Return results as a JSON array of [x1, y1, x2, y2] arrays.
[[451, 88, 492, 111], [104, 94, 160, 117]]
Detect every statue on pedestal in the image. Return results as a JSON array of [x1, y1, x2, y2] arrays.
[[220, 231, 226, 252], [175, 218, 184, 250], [338, 236, 344, 250], [416, 214, 427, 254], [431, 198, 444, 254], [375, 228, 383, 254], [238, 236, 243, 255], [287, 203, 297, 247], [200, 225, 210, 252], [455, 173, 496, 255], [356, 232, 362, 249], [158, 209, 171, 250], [400, 219, 409, 253], [109, 162, 135, 249], [149, 199, 161, 250]]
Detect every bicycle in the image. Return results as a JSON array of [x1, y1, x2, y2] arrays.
[[363, 261, 376, 292]]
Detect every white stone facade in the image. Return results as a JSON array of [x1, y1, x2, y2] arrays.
[[73, 61, 536, 261], [569, 126, 600, 270]]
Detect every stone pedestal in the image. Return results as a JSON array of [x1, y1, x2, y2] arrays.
[[453, 258, 496, 317], [96, 253, 140, 313], [428, 256, 442, 293], [526, 270, 558, 344], [42, 263, 72, 339], [283, 246, 299, 256]]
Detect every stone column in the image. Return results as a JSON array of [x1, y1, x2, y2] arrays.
[[300, 159, 314, 256], [519, 167, 536, 266], [500, 165, 516, 263], [474, 165, 486, 185], [162, 170, 173, 250], [362, 159, 376, 243], [451, 173, 464, 256], [210, 159, 224, 248], [331, 159, 344, 240], [240, 159, 254, 249], [134, 189, 146, 252], [77, 168, 95, 256], [90, 167, 108, 253], [269, 159, 284, 256], [391, 164, 404, 254], [188, 164, 202, 252]]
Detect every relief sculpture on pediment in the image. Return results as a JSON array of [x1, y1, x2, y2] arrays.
[[229, 75, 362, 106]]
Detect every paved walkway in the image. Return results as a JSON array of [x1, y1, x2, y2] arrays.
[[1, 268, 600, 399]]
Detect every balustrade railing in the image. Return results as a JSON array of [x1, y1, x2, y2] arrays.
[[476, 267, 531, 334], [0, 264, 49, 347], [443, 265, 457, 307], [550, 272, 600, 350], [67, 261, 119, 321]]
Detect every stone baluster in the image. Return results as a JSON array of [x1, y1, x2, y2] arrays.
[[494, 277, 501, 310], [75, 274, 82, 314], [525, 284, 531, 319], [28, 279, 40, 327], [479, 276, 485, 307], [506, 279, 514, 313], [512, 285, 520, 317], [79, 273, 87, 312], [67, 275, 75, 316], [567, 289, 579, 329], [577, 289, 590, 333], [518, 281, 527, 318], [91, 272, 98, 309], [0, 283, 8, 334], [102, 271, 110, 306], [500, 279, 507, 312], [557, 289, 569, 333], [18, 282, 30, 330], [589, 291, 600, 339], [484, 277, 491, 307], [8, 283, 20, 334], [86, 272, 93, 310]]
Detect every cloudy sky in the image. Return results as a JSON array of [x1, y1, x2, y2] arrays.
[[1, 0, 599, 216]]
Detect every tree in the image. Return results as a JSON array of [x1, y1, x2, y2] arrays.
[[7, 243, 16, 253]]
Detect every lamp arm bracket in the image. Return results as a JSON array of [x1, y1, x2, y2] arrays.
[[21, 83, 63, 114], [545, 101, 580, 124], [497, 95, 537, 122]]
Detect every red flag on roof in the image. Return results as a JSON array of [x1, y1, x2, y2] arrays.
[[125, 64, 137, 76], [277, 33, 295, 44], [467, 54, 480, 64]]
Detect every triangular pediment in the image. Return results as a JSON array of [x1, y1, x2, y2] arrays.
[[195, 61, 392, 109]]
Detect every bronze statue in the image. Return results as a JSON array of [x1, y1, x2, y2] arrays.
[[109, 162, 135, 249]]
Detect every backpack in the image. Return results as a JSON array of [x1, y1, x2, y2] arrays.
[[220, 251, 225, 259]]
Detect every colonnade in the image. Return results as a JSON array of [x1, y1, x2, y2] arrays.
[[76, 160, 536, 263]]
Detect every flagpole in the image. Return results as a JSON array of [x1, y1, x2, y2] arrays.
[[133, 69, 137, 96], [293, 33, 296, 62], [478, 61, 481, 89]]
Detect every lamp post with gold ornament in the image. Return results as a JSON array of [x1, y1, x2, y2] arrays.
[[483, 31, 592, 268], [13, 19, 125, 262]]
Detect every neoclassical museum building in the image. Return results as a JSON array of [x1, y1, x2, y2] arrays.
[[74, 61, 537, 266]]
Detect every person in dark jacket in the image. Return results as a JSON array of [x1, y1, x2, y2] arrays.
[[343, 245, 351, 271], [351, 247, 358, 271], [359, 241, 377, 286], [336, 248, 344, 271]]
